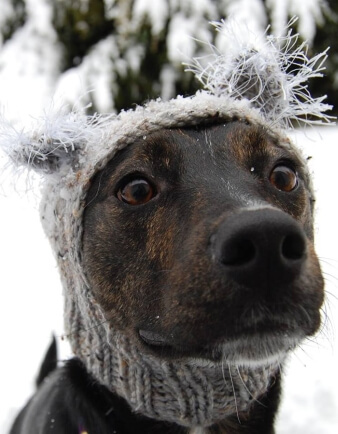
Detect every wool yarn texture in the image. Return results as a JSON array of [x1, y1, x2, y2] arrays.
[[0, 19, 334, 427]]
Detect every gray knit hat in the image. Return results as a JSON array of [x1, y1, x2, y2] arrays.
[[1, 20, 333, 427]]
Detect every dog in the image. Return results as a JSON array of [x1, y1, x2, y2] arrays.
[[9, 121, 324, 433]]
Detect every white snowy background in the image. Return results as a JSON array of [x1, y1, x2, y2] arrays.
[[0, 0, 338, 432]]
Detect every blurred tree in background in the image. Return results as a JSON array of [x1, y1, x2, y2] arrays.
[[0, 0, 337, 118]]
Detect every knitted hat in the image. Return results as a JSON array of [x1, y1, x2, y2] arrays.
[[1, 19, 333, 427]]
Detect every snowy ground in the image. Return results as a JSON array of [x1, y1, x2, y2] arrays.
[[0, 126, 337, 432]]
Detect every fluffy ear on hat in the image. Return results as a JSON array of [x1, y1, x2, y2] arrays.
[[0, 109, 109, 175], [186, 17, 334, 129]]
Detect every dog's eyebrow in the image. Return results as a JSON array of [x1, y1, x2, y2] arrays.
[[91, 135, 179, 197], [224, 124, 294, 161]]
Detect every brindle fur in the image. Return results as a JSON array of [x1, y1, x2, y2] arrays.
[[83, 123, 322, 355], [10, 122, 324, 434]]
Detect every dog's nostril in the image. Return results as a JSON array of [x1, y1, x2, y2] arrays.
[[281, 233, 306, 261], [222, 238, 256, 266]]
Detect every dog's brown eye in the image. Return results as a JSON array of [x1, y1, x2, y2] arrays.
[[117, 178, 156, 205], [269, 165, 298, 192]]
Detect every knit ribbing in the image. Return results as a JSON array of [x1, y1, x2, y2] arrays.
[[67, 306, 279, 427], [61, 280, 280, 427]]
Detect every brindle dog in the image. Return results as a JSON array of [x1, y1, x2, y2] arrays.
[[10, 122, 324, 434]]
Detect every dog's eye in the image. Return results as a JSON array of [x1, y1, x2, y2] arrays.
[[117, 178, 156, 205], [269, 165, 298, 192]]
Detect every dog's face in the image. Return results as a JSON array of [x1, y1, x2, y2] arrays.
[[83, 122, 324, 365]]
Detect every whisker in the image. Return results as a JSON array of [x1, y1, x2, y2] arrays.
[[323, 272, 338, 285], [84, 169, 105, 209], [58, 319, 109, 341], [226, 363, 241, 425], [324, 288, 338, 302], [236, 366, 266, 408], [292, 344, 312, 364], [318, 256, 338, 266]]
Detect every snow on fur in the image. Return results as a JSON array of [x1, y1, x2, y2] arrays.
[[185, 18, 334, 128]]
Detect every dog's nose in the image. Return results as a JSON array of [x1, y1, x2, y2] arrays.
[[210, 209, 307, 292]]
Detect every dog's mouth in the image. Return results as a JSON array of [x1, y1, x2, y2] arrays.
[[138, 319, 303, 363], [138, 329, 171, 348]]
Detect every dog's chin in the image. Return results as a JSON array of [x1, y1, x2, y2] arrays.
[[206, 333, 300, 367], [138, 327, 304, 367]]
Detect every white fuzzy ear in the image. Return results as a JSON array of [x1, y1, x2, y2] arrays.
[[0, 109, 111, 175], [185, 17, 335, 128]]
